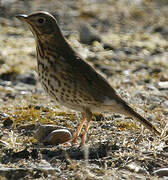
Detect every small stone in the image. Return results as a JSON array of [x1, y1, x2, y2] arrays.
[[0, 80, 12, 86], [126, 162, 145, 173], [149, 68, 162, 74], [15, 72, 37, 85], [163, 146, 168, 152], [34, 125, 60, 142], [43, 129, 72, 145], [157, 81, 168, 90], [34, 125, 72, 145], [153, 25, 168, 36], [3, 118, 13, 128], [79, 22, 101, 45], [103, 43, 115, 50], [144, 79, 150, 83], [5, 93, 16, 99], [153, 26, 164, 33], [160, 74, 168, 81], [34, 105, 41, 110], [0, 71, 18, 81], [123, 47, 135, 55], [101, 124, 111, 130], [153, 168, 168, 177], [165, 140, 168, 145]]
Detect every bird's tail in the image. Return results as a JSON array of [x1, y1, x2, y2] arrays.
[[118, 100, 161, 136]]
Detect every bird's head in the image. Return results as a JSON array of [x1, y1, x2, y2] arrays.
[[16, 11, 62, 42]]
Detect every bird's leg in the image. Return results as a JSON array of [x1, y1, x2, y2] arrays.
[[81, 108, 92, 146], [81, 119, 91, 146], [72, 113, 86, 144]]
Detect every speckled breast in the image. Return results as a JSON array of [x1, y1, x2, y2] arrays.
[[37, 54, 99, 112]]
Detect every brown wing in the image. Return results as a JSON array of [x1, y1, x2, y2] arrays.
[[67, 55, 118, 102], [59, 42, 132, 105]]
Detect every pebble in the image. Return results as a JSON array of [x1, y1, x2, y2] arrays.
[[153, 168, 168, 177], [153, 25, 168, 36], [122, 47, 135, 55], [3, 118, 13, 128], [163, 146, 168, 152], [0, 71, 17, 81], [103, 43, 115, 50], [149, 68, 162, 74], [0, 80, 11, 86], [126, 162, 145, 173], [157, 81, 168, 90], [34, 125, 72, 145], [43, 129, 72, 145], [79, 22, 101, 45], [101, 124, 112, 130], [15, 72, 37, 85]]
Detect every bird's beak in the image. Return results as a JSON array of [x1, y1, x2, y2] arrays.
[[16, 14, 28, 22]]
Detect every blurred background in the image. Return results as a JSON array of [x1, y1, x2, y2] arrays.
[[1, 0, 168, 32]]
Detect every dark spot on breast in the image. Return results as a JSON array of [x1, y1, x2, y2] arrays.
[[49, 91, 56, 97], [65, 94, 70, 98], [77, 99, 82, 103], [42, 83, 48, 92], [50, 74, 61, 87], [64, 83, 71, 88], [47, 79, 50, 85], [67, 89, 71, 93], [61, 92, 65, 96], [50, 84, 55, 91]]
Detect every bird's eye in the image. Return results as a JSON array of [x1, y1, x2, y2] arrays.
[[37, 17, 46, 25]]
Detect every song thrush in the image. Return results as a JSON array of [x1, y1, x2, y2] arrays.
[[16, 11, 160, 145]]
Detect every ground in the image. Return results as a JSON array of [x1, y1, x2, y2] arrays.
[[0, 0, 168, 179]]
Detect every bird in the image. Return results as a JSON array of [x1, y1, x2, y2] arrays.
[[16, 11, 160, 146]]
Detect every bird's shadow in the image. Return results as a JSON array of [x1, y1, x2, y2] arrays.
[[41, 141, 120, 160], [1, 141, 120, 165]]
